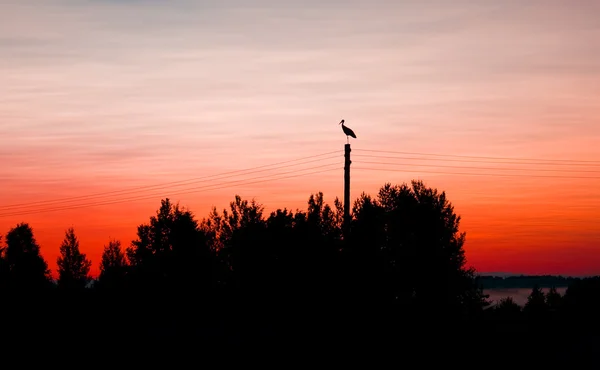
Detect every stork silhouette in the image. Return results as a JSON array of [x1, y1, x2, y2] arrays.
[[339, 119, 356, 143]]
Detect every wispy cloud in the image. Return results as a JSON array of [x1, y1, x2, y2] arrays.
[[1, 0, 600, 274]]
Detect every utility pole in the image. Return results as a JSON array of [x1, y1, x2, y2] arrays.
[[343, 143, 351, 239]]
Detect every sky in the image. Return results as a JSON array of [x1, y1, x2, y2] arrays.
[[1, 0, 600, 277]]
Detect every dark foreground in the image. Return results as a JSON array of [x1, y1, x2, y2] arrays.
[[2, 292, 599, 367]]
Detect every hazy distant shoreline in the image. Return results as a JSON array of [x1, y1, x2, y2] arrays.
[[477, 274, 588, 289]]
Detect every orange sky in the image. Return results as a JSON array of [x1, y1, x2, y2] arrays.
[[1, 0, 600, 277]]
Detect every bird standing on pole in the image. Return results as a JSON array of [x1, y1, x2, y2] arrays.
[[339, 119, 357, 143]]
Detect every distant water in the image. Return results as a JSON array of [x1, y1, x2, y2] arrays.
[[484, 287, 568, 307]]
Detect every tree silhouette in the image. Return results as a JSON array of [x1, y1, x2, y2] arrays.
[[497, 296, 520, 310], [0, 235, 6, 289], [488, 296, 523, 350], [523, 285, 548, 318], [127, 198, 212, 291], [350, 181, 488, 318], [493, 296, 522, 320], [300, 192, 343, 302], [1, 223, 52, 290], [57, 227, 92, 290], [545, 286, 562, 311], [206, 195, 268, 293], [199, 192, 346, 310], [263, 207, 296, 295], [562, 277, 600, 329], [96, 239, 129, 290]]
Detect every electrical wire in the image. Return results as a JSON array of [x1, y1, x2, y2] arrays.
[[353, 148, 600, 164], [352, 154, 600, 167], [0, 150, 342, 211], [5, 146, 600, 217], [352, 167, 600, 179], [352, 160, 600, 174], [0, 166, 341, 218]]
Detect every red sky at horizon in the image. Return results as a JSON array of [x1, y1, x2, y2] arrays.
[[1, 0, 600, 277]]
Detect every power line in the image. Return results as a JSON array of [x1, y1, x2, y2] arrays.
[[352, 160, 600, 174], [0, 150, 342, 211], [354, 148, 600, 164], [352, 167, 600, 179], [353, 154, 600, 167], [6, 146, 598, 217], [0, 166, 342, 218], [0, 166, 341, 218], [0, 162, 342, 216]]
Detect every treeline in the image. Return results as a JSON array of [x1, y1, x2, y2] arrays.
[[0, 181, 487, 350], [0, 180, 599, 361], [489, 280, 600, 336], [1, 181, 486, 315], [479, 275, 578, 289]]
